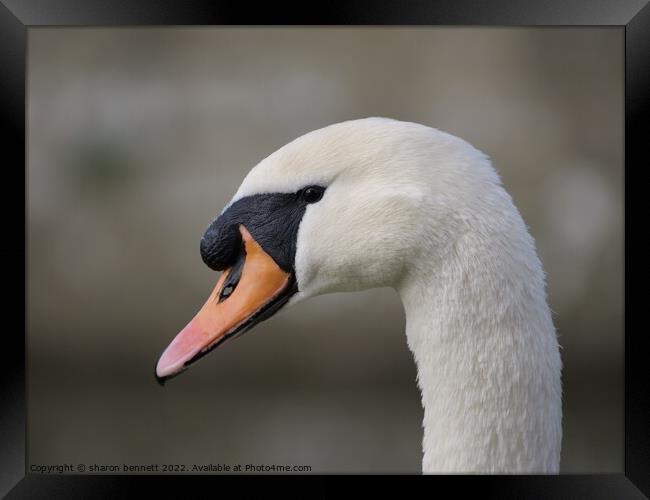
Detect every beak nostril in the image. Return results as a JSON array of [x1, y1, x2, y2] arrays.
[[220, 285, 234, 300], [217, 245, 247, 303]]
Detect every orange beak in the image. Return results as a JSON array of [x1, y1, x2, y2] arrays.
[[155, 225, 294, 384]]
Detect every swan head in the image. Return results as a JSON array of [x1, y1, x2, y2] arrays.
[[155, 117, 497, 383]]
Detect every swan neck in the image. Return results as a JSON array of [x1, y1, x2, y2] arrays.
[[397, 217, 562, 473]]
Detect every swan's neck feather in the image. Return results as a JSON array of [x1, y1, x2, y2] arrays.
[[397, 186, 562, 474]]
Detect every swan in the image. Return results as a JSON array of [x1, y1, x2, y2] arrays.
[[155, 117, 562, 473]]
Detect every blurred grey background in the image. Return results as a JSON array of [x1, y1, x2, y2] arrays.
[[27, 27, 623, 473]]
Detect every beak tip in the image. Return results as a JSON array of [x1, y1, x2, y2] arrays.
[[156, 354, 190, 386], [155, 364, 167, 386]]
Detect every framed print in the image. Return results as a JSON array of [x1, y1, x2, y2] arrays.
[[2, 0, 648, 497]]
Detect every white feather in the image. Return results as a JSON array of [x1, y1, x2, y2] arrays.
[[229, 117, 562, 473]]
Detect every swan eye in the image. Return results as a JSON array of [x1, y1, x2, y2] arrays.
[[302, 186, 325, 204]]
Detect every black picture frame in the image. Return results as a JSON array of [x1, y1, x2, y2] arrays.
[[2, 1, 647, 497]]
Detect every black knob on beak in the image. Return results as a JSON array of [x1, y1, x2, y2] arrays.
[[200, 217, 243, 271]]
